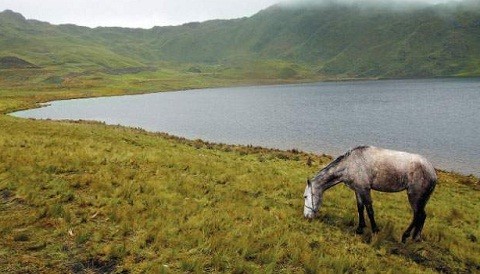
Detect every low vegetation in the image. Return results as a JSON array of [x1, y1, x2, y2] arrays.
[[0, 67, 479, 273]]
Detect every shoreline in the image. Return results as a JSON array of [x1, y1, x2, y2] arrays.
[[6, 77, 480, 179], [8, 75, 480, 114], [11, 114, 480, 179], [65, 120, 480, 182]]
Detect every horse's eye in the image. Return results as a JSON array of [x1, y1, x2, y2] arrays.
[[304, 196, 307, 199]]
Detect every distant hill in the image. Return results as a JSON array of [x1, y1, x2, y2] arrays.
[[1, 1, 480, 78], [0, 56, 38, 69]]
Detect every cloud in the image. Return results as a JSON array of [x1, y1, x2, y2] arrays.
[[0, 0, 474, 28], [0, 0, 281, 28], [279, 0, 466, 8], [281, 0, 463, 4]]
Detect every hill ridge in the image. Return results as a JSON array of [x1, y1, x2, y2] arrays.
[[0, 56, 39, 69], [1, 3, 480, 78]]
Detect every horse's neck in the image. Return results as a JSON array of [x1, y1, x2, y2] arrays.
[[321, 173, 344, 191], [317, 162, 346, 192]]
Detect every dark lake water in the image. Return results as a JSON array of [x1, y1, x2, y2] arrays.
[[12, 78, 480, 176]]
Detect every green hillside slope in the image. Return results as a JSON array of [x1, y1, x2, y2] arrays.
[[253, 3, 480, 77], [1, 1, 480, 79]]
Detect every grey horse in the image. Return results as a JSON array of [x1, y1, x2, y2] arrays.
[[304, 146, 437, 243]]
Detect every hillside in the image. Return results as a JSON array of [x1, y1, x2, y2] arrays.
[[1, 1, 480, 78], [0, 56, 38, 69]]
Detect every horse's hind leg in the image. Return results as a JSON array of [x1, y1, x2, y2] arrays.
[[402, 190, 422, 243], [412, 183, 435, 241], [401, 217, 416, 243], [412, 209, 427, 241], [403, 181, 435, 243]]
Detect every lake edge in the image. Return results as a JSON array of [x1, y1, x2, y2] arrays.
[[9, 78, 480, 178]]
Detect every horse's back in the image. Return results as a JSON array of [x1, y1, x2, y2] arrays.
[[359, 147, 437, 192]]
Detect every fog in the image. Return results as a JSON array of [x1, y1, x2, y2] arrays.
[[283, 0, 462, 4], [280, 0, 466, 9], [0, 0, 474, 28]]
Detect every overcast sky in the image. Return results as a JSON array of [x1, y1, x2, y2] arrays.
[[0, 0, 461, 28]]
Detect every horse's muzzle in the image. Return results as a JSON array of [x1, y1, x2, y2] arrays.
[[304, 211, 316, 220]]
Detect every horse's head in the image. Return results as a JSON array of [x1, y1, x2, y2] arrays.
[[304, 179, 322, 219]]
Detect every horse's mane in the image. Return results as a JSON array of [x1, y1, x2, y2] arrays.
[[318, 145, 370, 175]]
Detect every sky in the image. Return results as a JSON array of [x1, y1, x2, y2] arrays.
[[0, 0, 462, 28]]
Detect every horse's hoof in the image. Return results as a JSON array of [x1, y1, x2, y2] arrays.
[[401, 233, 409, 243], [372, 227, 380, 234], [355, 227, 364, 234], [413, 236, 423, 242]]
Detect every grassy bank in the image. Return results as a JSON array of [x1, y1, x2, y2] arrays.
[[0, 61, 324, 114], [0, 70, 479, 273]]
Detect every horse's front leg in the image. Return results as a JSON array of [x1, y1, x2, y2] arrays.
[[360, 190, 379, 233], [355, 192, 366, 234]]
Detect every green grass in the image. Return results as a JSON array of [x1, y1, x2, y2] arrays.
[[0, 61, 322, 116], [0, 66, 479, 272], [0, 113, 479, 273]]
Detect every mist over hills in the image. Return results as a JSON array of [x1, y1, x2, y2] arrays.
[[1, 0, 480, 78]]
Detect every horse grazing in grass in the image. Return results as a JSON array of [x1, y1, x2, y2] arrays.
[[304, 146, 437, 243]]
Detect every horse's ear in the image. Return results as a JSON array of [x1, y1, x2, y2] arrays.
[[307, 179, 311, 187]]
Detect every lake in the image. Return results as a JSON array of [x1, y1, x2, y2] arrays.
[[11, 78, 480, 176]]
